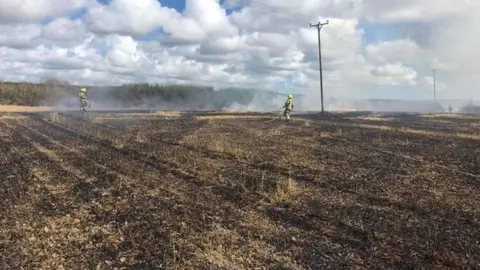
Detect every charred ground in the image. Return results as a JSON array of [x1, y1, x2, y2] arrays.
[[1, 110, 479, 269]]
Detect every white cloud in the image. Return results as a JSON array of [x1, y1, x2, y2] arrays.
[[86, 0, 177, 36], [0, 0, 479, 102], [365, 39, 424, 65], [184, 0, 237, 37], [373, 63, 417, 86], [105, 35, 144, 68], [0, 0, 94, 23], [42, 18, 87, 42], [361, 0, 474, 23], [0, 24, 41, 48]]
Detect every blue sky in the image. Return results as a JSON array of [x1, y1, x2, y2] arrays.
[[359, 20, 398, 45]]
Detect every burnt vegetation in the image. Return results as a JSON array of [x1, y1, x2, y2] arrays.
[[0, 109, 479, 269]]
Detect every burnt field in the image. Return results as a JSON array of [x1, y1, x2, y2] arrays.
[[1, 110, 479, 269]]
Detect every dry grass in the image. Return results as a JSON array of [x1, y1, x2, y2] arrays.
[[421, 113, 480, 120], [272, 177, 299, 203], [195, 115, 265, 120], [0, 115, 28, 120], [1, 111, 480, 269], [322, 121, 480, 140], [152, 111, 181, 118], [46, 112, 61, 122], [135, 129, 148, 143], [0, 105, 51, 112], [352, 116, 396, 121]]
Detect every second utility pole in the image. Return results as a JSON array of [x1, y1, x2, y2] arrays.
[[310, 20, 329, 114]]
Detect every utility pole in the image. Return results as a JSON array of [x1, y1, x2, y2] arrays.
[[432, 69, 436, 100], [310, 20, 329, 114]]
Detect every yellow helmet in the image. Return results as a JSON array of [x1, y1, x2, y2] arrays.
[[288, 94, 293, 99], [80, 88, 87, 93]]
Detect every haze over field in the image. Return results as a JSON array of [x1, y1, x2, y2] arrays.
[[0, 0, 479, 111]]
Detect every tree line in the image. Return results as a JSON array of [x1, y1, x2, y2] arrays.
[[0, 79, 284, 109]]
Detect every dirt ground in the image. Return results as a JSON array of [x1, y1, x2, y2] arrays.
[[1, 110, 479, 269]]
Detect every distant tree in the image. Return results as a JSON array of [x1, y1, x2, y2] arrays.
[[460, 103, 480, 114], [40, 76, 74, 105], [42, 76, 71, 86], [0, 80, 283, 109]]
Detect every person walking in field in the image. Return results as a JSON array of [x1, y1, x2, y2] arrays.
[[79, 87, 88, 112], [283, 94, 294, 120]]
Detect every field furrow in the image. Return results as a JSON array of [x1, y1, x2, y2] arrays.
[[1, 111, 479, 269]]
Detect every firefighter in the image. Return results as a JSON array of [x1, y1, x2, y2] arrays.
[[283, 94, 294, 120], [79, 87, 88, 112]]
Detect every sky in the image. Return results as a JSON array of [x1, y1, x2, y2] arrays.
[[0, 0, 478, 100]]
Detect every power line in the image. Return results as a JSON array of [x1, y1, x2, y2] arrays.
[[310, 20, 329, 114]]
